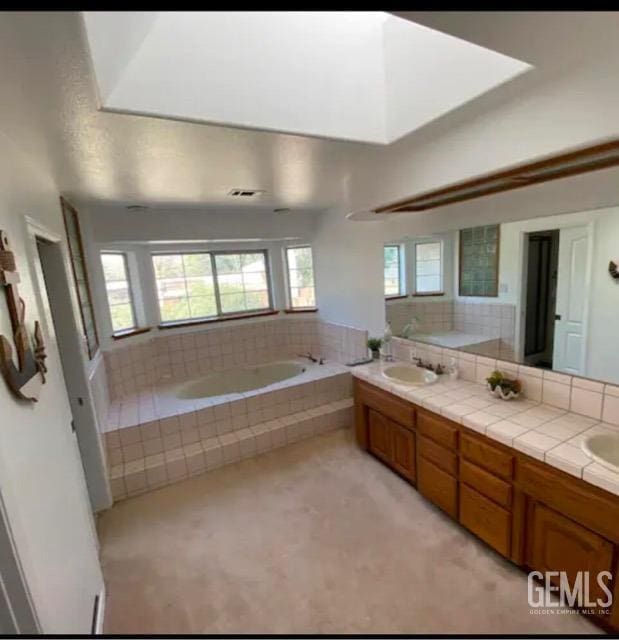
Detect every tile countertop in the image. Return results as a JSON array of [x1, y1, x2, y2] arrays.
[[351, 360, 619, 498]]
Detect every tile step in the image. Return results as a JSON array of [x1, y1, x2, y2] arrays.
[[108, 399, 354, 502]]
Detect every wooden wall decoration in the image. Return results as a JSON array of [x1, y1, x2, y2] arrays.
[[0, 230, 47, 402]]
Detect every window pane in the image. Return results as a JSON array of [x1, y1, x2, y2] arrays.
[[415, 242, 442, 293], [183, 253, 212, 277], [110, 304, 134, 332], [286, 247, 316, 309], [384, 245, 401, 296], [160, 298, 190, 322], [101, 253, 136, 333], [153, 254, 184, 279], [153, 251, 271, 322]]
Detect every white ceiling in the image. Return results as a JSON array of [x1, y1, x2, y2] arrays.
[[83, 11, 530, 145], [0, 12, 618, 216]]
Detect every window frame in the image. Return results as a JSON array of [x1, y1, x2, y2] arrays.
[[152, 249, 275, 326], [284, 245, 316, 310], [100, 250, 138, 335], [412, 239, 444, 297], [384, 244, 405, 299]]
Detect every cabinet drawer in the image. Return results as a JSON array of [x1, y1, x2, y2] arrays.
[[460, 484, 511, 557], [417, 456, 458, 518], [460, 459, 512, 509], [417, 410, 458, 451], [461, 432, 513, 480], [518, 458, 619, 544], [418, 435, 458, 477], [355, 380, 415, 429]]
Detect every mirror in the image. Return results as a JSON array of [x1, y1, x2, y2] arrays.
[[384, 206, 619, 385]]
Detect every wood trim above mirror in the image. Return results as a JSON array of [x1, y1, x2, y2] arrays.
[[375, 139, 619, 214]]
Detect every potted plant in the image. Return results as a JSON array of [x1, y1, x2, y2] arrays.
[[367, 337, 382, 360], [486, 369, 522, 400]]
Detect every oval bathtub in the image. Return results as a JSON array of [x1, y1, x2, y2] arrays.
[[174, 360, 306, 399]]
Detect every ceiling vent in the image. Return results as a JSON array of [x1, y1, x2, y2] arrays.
[[375, 140, 619, 214], [228, 188, 265, 198], [126, 204, 149, 211], [273, 208, 291, 214]]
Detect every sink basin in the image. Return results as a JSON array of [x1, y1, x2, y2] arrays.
[[581, 433, 619, 473], [382, 364, 438, 386]]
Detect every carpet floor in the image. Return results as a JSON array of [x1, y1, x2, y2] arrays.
[[98, 428, 600, 634]]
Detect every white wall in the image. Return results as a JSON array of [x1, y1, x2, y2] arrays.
[[0, 132, 103, 632]]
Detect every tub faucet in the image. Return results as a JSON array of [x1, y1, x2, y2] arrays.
[[298, 352, 318, 363]]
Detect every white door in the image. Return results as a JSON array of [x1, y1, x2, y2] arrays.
[[552, 225, 591, 375]]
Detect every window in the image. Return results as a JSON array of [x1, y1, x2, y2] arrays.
[[152, 251, 272, 324], [414, 241, 443, 294], [384, 245, 403, 297], [285, 246, 316, 308], [101, 252, 136, 333]]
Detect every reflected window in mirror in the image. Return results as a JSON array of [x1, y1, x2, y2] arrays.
[[384, 245, 404, 298], [414, 240, 443, 296]]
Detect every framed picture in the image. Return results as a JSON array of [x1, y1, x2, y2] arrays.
[[60, 197, 99, 359]]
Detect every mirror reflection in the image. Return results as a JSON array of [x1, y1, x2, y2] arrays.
[[384, 207, 619, 385]]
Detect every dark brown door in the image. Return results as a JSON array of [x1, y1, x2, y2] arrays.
[[391, 422, 416, 482], [368, 409, 392, 464], [526, 501, 614, 604]]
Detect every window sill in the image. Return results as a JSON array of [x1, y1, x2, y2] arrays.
[[158, 309, 279, 330], [412, 292, 445, 297], [283, 308, 318, 314], [111, 327, 152, 340], [385, 295, 408, 301]]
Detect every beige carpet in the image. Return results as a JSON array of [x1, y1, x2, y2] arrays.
[[98, 428, 600, 634]]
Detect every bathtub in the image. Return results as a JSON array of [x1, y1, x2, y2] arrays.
[[173, 360, 307, 399]]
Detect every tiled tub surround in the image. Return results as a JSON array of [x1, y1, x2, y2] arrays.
[[103, 317, 367, 400], [353, 352, 619, 497], [386, 299, 516, 359], [105, 360, 354, 501]]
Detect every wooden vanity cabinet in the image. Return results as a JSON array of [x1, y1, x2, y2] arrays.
[[367, 409, 416, 482], [354, 378, 619, 632]]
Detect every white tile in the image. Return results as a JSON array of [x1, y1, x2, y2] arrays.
[[571, 377, 604, 393], [545, 443, 591, 479], [441, 403, 478, 422], [604, 383, 619, 398], [462, 411, 501, 435], [513, 431, 561, 461], [582, 463, 619, 497], [542, 380, 571, 410], [535, 418, 593, 441], [486, 420, 531, 446], [602, 394, 619, 426], [543, 370, 572, 386], [570, 387, 603, 420]]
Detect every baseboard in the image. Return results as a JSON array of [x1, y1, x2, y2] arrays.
[[93, 586, 106, 635]]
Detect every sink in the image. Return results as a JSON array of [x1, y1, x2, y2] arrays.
[[581, 433, 619, 473], [382, 364, 438, 386]]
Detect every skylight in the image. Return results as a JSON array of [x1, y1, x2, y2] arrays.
[[83, 11, 532, 145]]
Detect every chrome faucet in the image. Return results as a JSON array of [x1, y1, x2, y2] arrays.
[[298, 352, 318, 363]]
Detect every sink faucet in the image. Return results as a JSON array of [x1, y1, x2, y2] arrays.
[[298, 352, 318, 363]]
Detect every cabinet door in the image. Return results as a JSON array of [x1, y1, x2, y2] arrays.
[[417, 456, 458, 518], [391, 422, 416, 482], [460, 484, 511, 557], [368, 409, 392, 464], [526, 502, 614, 604]]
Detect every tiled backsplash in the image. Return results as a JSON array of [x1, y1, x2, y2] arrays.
[[391, 336, 619, 426], [100, 317, 367, 400], [386, 298, 516, 359]]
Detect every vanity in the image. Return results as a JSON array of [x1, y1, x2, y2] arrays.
[[352, 364, 619, 632]]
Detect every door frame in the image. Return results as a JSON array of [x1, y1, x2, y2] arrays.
[[24, 216, 111, 515], [516, 221, 593, 371]]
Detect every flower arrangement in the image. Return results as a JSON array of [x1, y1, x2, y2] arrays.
[[486, 370, 522, 401]]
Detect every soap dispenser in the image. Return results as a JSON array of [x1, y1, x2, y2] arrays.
[[447, 356, 459, 381], [382, 321, 394, 361]]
